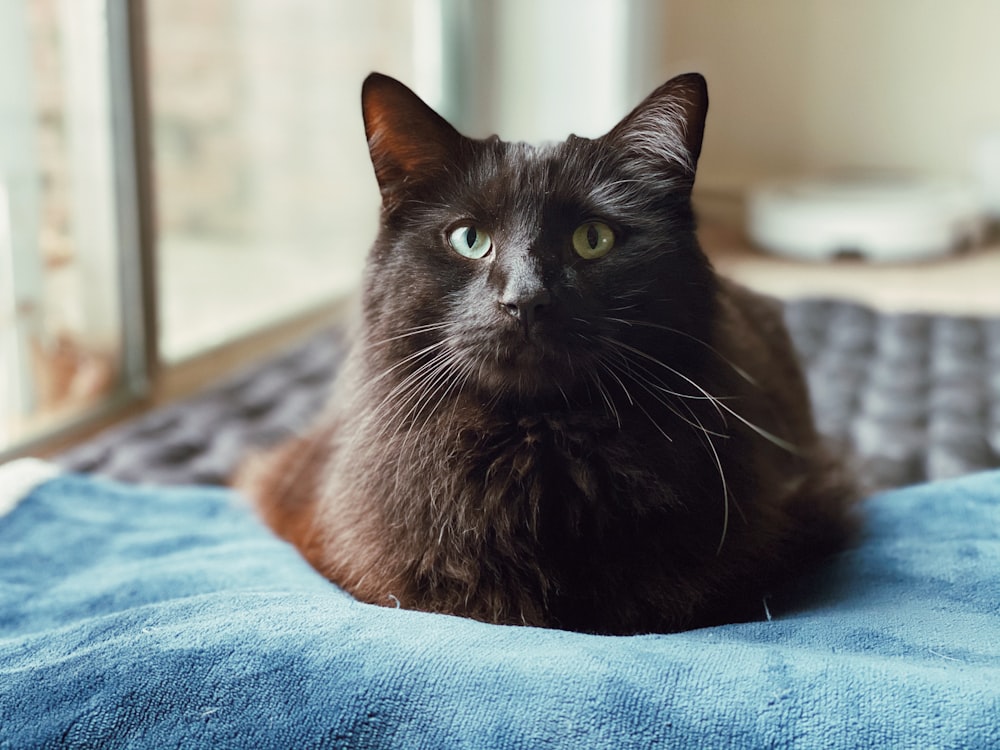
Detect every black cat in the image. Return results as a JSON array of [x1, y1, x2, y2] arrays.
[[240, 72, 858, 635]]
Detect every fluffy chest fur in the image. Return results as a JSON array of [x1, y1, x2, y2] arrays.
[[310, 391, 730, 632]]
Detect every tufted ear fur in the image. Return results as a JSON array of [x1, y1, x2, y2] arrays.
[[361, 73, 465, 208], [602, 73, 709, 185]]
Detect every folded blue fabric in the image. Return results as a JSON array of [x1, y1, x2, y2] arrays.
[[2, 464, 999, 749]]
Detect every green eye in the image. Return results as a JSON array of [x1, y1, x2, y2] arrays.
[[448, 225, 492, 259], [572, 222, 615, 259]]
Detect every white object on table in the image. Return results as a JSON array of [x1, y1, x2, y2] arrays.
[[746, 177, 985, 263]]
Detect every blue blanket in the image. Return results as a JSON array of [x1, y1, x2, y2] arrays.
[[2, 461, 999, 749]]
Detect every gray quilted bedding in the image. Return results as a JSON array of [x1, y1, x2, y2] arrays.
[[57, 299, 1000, 491]]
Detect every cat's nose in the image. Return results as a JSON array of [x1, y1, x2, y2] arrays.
[[501, 289, 551, 331]]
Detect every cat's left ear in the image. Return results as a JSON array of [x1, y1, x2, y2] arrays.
[[362, 73, 464, 208], [602, 73, 708, 184]]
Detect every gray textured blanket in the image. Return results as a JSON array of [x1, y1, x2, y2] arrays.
[[58, 299, 1000, 490]]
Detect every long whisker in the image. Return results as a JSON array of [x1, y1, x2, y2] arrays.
[[597, 342, 737, 553], [365, 321, 452, 350], [367, 347, 458, 440], [631, 399, 672, 443], [597, 335, 800, 454], [588, 368, 621, 429], [597, 335, 728, 424], [367, 338, 451, 388], [600, 354, 725, 439], [596, 336, 728, 404], [398, 349, 461, 433], [596, 359, 635, 407], [676, 397, 731, 554], [391, 344, 468, 498], [372, 349, 449, 414], [603, 317, 758, 386]]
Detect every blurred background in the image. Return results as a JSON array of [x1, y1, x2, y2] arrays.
[[2, 0, 999, 458]]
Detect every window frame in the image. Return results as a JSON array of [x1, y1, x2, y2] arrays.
[[4, 0, 658, 461], [0, 0, 152, 461]]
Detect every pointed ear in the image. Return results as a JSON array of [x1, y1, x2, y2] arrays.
[[361, 73, 464, 207], [603, 73, 708, 181]]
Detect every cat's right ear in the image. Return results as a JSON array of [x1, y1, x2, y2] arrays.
[[362, 73, 464, 208], [602, 73, 709, 186]]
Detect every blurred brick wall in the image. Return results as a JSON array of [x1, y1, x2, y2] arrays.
[[147, 0, 245, 238], [26, 0, 71, 267], [146, 0, 415, 245], [25, 0, 416, 258]]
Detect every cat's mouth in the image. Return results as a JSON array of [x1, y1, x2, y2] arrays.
[[440, 299, 602, 398], [465, 325, 590, 398], [502, 339, 549, 370]]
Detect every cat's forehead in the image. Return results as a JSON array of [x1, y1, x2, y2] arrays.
[[455, 135, 645, 225], [463, 137, 608, 199], [478, 136, 597, 174]]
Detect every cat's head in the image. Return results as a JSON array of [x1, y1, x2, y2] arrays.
[[358, 72, 716, 402]]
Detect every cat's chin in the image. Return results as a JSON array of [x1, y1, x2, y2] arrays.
[[475, 369, 564, 402], [471, 344, 579, 401]]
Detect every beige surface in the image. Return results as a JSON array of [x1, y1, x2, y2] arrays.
[[701, 224, 1000, 316], [660, 2, 1000, 198]]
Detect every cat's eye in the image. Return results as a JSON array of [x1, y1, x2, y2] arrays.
[[572, 222, 615, 259], [448, 225, 493, 259]]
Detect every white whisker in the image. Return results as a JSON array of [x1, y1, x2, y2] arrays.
[[365, 321, 452, 350], [597, 335, 800, 454], [603, 317, 758, 386]]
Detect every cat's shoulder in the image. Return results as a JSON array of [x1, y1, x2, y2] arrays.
[[710, 275, 817, 442], [714, 276, 787, 339]]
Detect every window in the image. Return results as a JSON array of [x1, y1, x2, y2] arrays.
[[1, 0, 144, 457], [1, 0, 651, 460], [147, 0, 418, 361], [1, 0, 423, 458]]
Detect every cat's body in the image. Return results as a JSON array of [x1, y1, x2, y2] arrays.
[[241, 73, 857, 634]]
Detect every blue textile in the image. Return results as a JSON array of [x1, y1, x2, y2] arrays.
[[2, 467, 999, 749]]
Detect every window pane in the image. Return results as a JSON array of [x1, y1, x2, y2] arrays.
[[147, 0, 417, 361], [1, 0, 135, 454]]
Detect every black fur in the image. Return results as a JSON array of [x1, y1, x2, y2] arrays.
[[242, 73, 858, 635]]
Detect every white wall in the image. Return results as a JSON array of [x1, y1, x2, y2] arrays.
[[493, 0, 632, 142], [658, 1, 1000, 198], [441, 0, 663, 143]]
